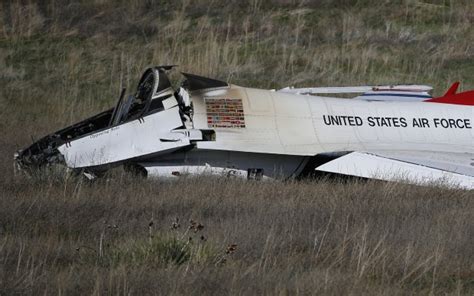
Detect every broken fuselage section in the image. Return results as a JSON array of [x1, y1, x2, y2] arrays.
[[15, 67, 306, 180], [15, 67, 474, 189]]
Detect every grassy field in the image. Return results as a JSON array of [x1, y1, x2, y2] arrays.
[[1, 0, 473, 294], [1, 176, 472, 294]]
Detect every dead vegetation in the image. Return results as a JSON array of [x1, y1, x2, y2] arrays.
[[0, 0, 473, 294], [0, 175, 473, 294]]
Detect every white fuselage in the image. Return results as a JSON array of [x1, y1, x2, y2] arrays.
[[192, 85, 473, 156], [57, 84, 473, 181]]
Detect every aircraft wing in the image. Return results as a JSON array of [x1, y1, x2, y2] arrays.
[[278, 85, 433, 102], [278, 85, 433, 95], [315, 151, 474, 190]]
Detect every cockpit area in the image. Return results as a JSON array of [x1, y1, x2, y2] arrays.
[[15, 66, 227, 170]]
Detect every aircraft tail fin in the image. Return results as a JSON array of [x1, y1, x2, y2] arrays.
[[444, 82, 460, 96], [425, 82, 474, 106]]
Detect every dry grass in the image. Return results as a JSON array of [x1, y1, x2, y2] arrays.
[[0, 175, 473, 294], [0, 0, 473, 294]]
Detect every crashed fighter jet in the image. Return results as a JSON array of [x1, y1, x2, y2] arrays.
[[15, 66, 474, 189]]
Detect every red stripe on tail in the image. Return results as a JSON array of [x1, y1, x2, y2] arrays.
[[425, 82, 474, 106]]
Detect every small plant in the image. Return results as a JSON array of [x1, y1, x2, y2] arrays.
[[75, 217, 237, 268]]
